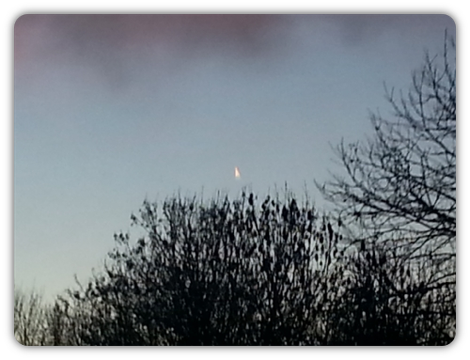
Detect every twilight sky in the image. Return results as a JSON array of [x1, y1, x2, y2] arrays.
[[14, 14, 455, 300]]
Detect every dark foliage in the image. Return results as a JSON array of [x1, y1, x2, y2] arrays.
[[325, 241, 455, 345], [47, 193, 346, 345], [17, 191, 454, 346]]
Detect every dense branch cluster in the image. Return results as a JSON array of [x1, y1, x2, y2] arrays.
[[48, 194, 346, 345], [15, 193, 455, 346]]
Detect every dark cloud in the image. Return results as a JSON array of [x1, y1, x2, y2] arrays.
[[14, 14, 287, 64], [14, 14, 455, 90], [15, 14, 291, 90], [15, 14, 455, 63]]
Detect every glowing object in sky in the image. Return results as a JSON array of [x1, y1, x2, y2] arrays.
[[235, 166, 241, 179]]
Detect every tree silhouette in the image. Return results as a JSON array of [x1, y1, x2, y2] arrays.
[[316, 35, 456, 344], [324, 240, 455, 345], [14, 288, 49, 345], [48, 192, 346, 345], [17, 191, 455, 345]]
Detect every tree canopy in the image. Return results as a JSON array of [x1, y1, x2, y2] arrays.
[[16, 191, 455, 345]]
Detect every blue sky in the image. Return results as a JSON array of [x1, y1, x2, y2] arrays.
[[14, 14, 455, 301]]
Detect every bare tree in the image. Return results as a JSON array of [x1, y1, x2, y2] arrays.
[[318, 35, 455, 274], [325, 240, 455, 345], [316, 35, 456, 345], [48, 192, 346, 345], [14, 288, 50, 345], [35, 191, 455, 345]]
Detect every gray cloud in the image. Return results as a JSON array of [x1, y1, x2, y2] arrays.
[[15, 14, 293, 90], [14, 14, 455, 91]]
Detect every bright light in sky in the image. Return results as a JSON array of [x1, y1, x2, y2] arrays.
[[235, 166, 241, 179]]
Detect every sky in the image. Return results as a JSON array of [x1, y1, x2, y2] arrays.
[[14, 14, 455, 301]]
